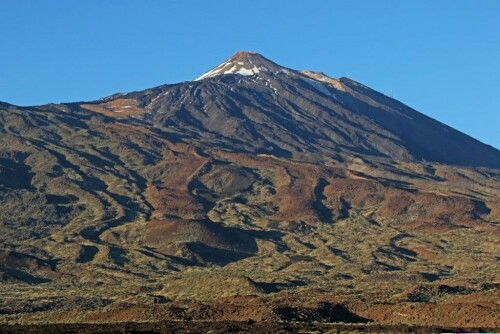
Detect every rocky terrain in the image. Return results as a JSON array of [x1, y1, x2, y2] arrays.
[[0, 52, 499, 331]]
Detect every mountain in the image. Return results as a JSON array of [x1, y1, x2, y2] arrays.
[[93, 51, 500, 167], [0, 52, 499, 329]]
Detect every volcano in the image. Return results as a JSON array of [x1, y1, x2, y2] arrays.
[[0, 52, 498, 328]]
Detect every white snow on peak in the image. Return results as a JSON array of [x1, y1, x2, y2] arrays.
[[234, 66, 260, 76], [195, 53, 297, 81], [223, 66, 238, 74], [195, 60, 231, 81], [195, 60, 262, 81]]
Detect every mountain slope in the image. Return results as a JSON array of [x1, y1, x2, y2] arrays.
[[0, 52, 499, 327], [84, 51, 499, 168]]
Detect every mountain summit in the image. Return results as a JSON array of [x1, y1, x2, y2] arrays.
[[195, 51, 287, 80]]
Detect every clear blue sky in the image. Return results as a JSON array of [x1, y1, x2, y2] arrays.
[[1, 1, 499, 148]]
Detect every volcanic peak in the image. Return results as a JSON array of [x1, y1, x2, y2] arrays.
[[194, 51, 288, 81]]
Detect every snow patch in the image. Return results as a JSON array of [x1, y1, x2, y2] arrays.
[[196, 59, 264, 80], [301, 77, 331, 96], [224, 66, 238, 74], [195, 60, 231, 81], [235, 66, 260, 76]]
